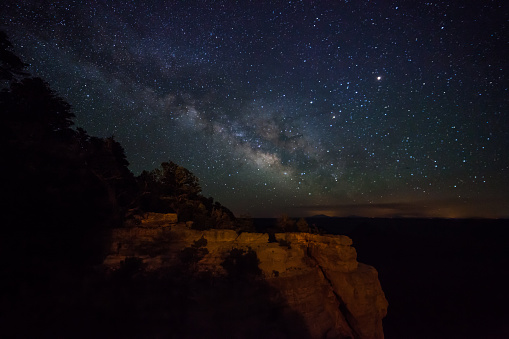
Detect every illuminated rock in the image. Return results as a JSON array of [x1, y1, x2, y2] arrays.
[[104, 222, 388, 339], [139, 212, 178, 227]]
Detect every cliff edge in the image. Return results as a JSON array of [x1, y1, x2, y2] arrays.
[[104, 221, 388, 339]]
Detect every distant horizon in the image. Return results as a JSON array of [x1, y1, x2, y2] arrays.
[[242, 201, 509, 219], [248, 215, 509, 220], [235, 197, 509, 219]]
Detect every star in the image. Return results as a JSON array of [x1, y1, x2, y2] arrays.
[[1, 1, 506, 218]]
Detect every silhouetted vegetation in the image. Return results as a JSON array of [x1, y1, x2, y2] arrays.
[[1, 35, 137, 267], [0, 32, 314, 339], [0, 31, 27, 81], [136, 161, 236, 230], [296, 217, 309, 232], [114, 256, 146, 280], [179, 236, 209, 269], [277, 213, 296, 232], [221, 247, 262, 279], [0, 31, 237, 274]]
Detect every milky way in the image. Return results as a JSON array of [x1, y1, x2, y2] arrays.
[[2, 1, 508, 217]]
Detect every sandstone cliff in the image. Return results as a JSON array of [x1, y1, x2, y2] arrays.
[[104, 220, 387, 339]]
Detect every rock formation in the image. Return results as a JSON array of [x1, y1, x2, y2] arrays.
[[104, 216, 388, 339]]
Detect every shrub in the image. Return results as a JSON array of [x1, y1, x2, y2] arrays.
[[115, 256, 145, 279], [221, 248, 261, 278], [277, 214, 296, 232], [296, 218, 309, 232], [179, 236, 209, 266]]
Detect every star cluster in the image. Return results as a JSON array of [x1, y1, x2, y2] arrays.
[[2, 1, 507, 217]]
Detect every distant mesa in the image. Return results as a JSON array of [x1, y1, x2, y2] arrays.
[[309, 214, 332, 218], [308, 214, 367, 219]]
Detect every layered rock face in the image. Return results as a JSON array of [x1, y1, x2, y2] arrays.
[[104, 221, 387, 339]]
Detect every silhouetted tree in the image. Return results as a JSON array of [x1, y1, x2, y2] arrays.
[[0, 32, 136, 268], [297, 217, 309, 232], [1, 33, 315, 339], [277, 213, 296, 232], [84, 135, 137, 225], [179, 236, 209, 270], [210, 201, 235, 228], [221, 248, 261, 279], [136, 161, 237, 229], [1, 77, 75, 150], [137, 161, 201, 213], [0, 31, 28, 82]]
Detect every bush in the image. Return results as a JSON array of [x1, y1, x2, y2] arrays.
[[179, 236, 209, 266], [297, 218, 309, 232], [115, 256, 145, 279], [221, 248, 261, 278], [277, 214, 296, 232]]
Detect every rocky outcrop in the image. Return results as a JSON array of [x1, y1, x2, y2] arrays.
[[104, 223, 388, 339], [139, 212, 178, 227]]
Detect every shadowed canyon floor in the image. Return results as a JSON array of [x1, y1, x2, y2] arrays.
[[298, 217, 509, 339], [2, 217, 507, 338]]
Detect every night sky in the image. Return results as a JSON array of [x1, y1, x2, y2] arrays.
[[2, 1, 508, 218]]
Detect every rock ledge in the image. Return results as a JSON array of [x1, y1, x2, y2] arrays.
[[104, 223, 387, 339]]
